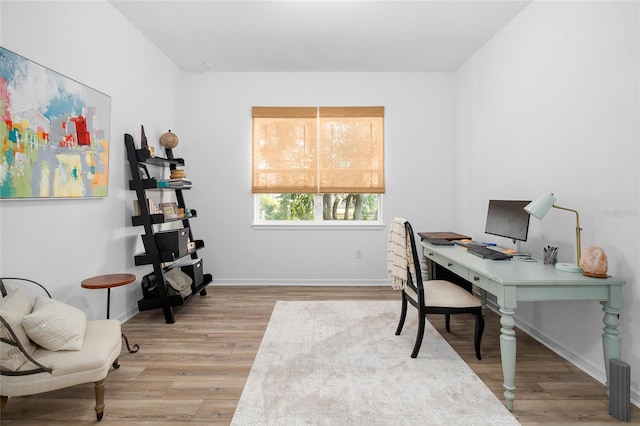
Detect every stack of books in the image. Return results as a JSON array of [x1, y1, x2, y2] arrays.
[[134, 198, 161, 215], [157, 178, 192, 188]]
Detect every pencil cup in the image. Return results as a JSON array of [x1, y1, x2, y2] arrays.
[[544, 246, 558, 265]]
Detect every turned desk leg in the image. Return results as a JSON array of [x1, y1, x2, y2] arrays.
[[500, 307, 517, 411]]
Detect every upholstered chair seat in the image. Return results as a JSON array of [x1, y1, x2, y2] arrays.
[[391, 220, 484, 359], [3, 320, 121, 395]]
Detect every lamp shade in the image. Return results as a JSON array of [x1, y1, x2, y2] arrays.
[[524, 193, 557, 219]]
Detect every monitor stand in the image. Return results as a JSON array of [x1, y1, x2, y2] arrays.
[[508, 240, 530, 257], [514, 240, 521, 253]]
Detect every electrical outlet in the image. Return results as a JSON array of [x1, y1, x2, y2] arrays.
[[356, 249, 363, 259]]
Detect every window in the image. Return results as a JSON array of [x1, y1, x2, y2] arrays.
[[252, 106, 384, 224]]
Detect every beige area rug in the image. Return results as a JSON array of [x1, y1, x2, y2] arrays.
[[232, 300, 520, 425]]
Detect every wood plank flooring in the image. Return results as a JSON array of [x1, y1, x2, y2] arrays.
[[1, 285, 638, 424]]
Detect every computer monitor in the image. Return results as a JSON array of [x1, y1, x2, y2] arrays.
[[484, 200, 531, 243]]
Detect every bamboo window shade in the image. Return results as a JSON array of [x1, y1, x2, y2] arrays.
[[252, 106, 384, 194]]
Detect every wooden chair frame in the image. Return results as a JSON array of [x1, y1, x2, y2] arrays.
[[395, 222, 485, 359]]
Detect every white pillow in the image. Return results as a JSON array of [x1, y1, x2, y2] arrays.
[[22, 294, 86, 351], [0, 289, 37, 370]]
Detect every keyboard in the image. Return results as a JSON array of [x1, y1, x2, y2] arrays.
[[466, 245, 512, 260]]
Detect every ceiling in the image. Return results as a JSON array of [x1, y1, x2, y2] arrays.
[[110, 0, 532, 73]]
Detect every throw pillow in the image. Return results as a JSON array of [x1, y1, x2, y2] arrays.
[[0, 288, 38, 371], [22, 294, 86, 351]]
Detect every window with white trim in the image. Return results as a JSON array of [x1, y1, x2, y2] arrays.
[[252, 106, 384, 224]]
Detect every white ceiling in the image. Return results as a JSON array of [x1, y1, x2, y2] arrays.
[[110, 0, 532, 73]]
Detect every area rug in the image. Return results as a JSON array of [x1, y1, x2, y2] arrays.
[[231, 300, 519, 425]]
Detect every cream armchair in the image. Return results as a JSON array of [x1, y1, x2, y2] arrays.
[[0, 277, 122, 420]]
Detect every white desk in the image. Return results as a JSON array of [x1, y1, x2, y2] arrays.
[[421, 241, 625, 411]]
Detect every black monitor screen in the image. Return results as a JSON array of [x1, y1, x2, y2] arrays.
[[484, 200, 531, 242]]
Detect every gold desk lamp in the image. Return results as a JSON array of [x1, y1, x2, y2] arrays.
[[524, 193, 583, 273]]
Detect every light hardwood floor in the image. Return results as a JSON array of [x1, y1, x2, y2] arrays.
[[1, 285, 638, 424]]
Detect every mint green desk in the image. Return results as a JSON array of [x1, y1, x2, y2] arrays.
[[421, 241, 625, 411]]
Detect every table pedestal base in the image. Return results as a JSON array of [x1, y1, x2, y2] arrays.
[[81, 274, 140, 355], [122, 333, 139, 353]]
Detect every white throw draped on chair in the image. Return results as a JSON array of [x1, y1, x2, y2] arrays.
[[387, 217, 415, 290]]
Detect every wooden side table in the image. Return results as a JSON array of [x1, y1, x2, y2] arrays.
[[81, 273, 139, 353]]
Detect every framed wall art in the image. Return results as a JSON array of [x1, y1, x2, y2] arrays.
[[0, 47, 111, 199]]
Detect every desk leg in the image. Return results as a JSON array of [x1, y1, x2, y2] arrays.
[[480, 289, 488, 316], [601, 300, 621, 392], [499, 307, 517, 411]]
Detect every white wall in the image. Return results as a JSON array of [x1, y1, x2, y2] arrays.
[[456, 0, 639, 400], [175, 72, 458, 284], [0, 0, 180, 320]]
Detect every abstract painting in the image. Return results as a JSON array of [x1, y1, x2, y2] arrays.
[[0, 47, 111, 199]]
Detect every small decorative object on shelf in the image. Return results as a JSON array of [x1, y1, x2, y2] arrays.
[[159, 202, 180, 220], [160, 130, 179, 149], [170, 168, 186, 180], [141, 124, 155, 157], [125, 132, 212, 324]]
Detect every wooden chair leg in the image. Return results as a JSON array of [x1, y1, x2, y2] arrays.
[[1, 395, 8, 415], [445, 314, 451, 332], [94, 379, 105, 420], [411, 313, 426, 358], [473, 312, 485, 360], [395, 293, 408, 335]]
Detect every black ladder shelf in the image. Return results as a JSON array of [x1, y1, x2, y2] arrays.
[[125, 133, 212, 324]]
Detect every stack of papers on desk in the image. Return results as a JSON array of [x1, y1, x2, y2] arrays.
[[418, 231, 472, 241]]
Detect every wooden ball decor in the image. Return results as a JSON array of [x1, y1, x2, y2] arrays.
[[160, 130, 179, 149]]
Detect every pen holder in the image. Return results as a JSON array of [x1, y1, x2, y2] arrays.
[[544, 246, 558, 265]]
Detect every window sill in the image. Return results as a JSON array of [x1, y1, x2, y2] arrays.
[[252, 222, 386, 231]]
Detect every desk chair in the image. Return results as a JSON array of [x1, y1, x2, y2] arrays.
[[395, 221, 484, 359]]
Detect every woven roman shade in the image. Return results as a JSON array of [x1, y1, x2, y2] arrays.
[[252, 106, 384, 194], [252, 107, 318, 193], [319, 107, 384, 194]]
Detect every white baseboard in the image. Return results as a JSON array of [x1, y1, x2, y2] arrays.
[[210, 278, 391, 286]]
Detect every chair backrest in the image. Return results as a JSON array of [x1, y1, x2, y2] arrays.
[[404, 221, 425, 298], [0, 278, 53, 376], [0, 278, 51, 299]]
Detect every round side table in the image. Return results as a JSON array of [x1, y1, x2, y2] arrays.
[[81, 273, 139, 353]]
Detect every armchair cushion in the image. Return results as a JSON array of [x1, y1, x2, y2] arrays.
[[22, 295, 86, 351], [0, 289, 37, 371], [4, 319, 122, 397]]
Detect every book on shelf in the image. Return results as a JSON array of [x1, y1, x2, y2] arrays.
[[157, 178, 192, 188], [134, 198, 160, 215]]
